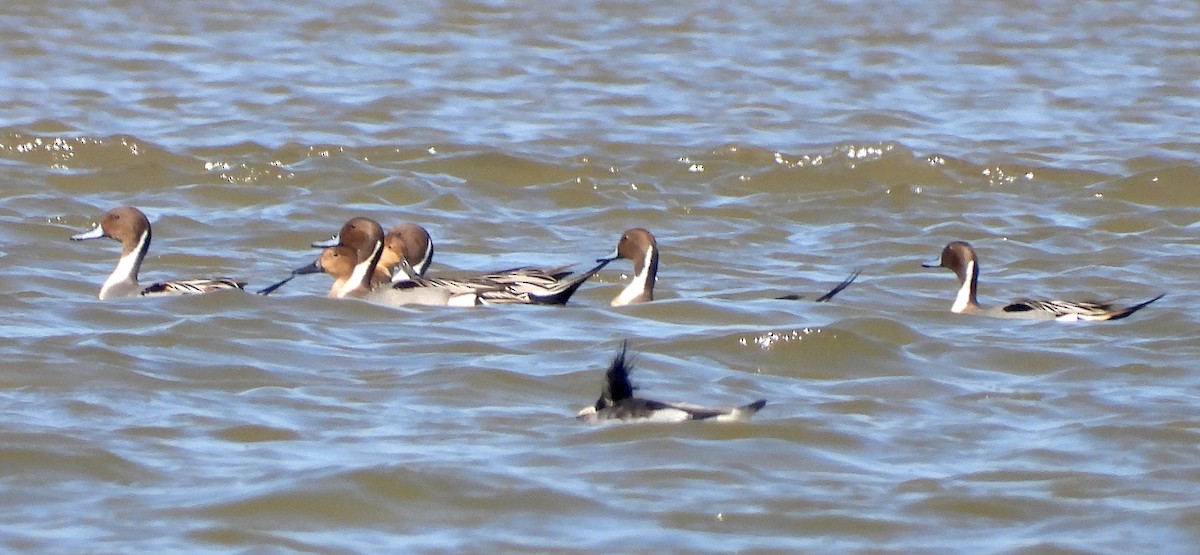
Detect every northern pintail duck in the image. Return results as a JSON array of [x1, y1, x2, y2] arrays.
[[576, 341, 767, 423], [281, 245, 482, 306], [374, 222, 615, 305], [399, 263, 611, 305], [317, 216, 388, 295], [598, 228, 659, 307], [264, 217, 609, 306], [70, 206, 245, 299], [291, 245, 360, 297], [262, 216, 410, 299], [261, 216, 387, 298], [923, 240, 1164, 321], [377, 223, 610, 304], [597, 228, 859, 306], [380, 224, 434, 282], [314, 222, 433, 285]]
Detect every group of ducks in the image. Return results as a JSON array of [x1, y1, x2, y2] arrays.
[[70, 207, 653, 307], [68, 206, 857, 307], [70, 206, 1165, 423], [256, 217, 665, 307]]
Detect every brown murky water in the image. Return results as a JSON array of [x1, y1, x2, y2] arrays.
[[2, 1, 1199, 552]]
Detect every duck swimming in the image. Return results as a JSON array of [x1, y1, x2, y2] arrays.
[[923, 240, 1163, 321], [71, 206, 245, 299], [577, 341, 767, 423]]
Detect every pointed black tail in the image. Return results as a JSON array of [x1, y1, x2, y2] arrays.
[[1105, 293, 1165, 321], [530, 257, 614, 305], [777, 269, 860, 302]]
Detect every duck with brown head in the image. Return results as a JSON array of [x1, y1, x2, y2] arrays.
[[598, 228, 659, 307], [71, 206, 245, 300], [596, 227, 858, 306], [290, 245, 360, 298], [311, 218, 396, 287], [378, 223, 435, 282], [324, 217, 387, 297], [261, 216, 386, 298], [923, 240, 1164, 321], [264, 216, 590, 306], [270, 244, 473, 305]]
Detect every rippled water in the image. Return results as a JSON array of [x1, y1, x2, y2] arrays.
[[2, 1, 1199, 553]]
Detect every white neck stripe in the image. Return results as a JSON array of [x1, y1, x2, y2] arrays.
[[951, 260, 974, 313], [99, 229, 148, 299], [346, 241, 382, 294], [612, 245, 655, 306]]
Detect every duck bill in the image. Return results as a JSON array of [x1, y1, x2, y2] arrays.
[[585, 256, 614, 274], [71, 226, 106, 241], [256, 258, 325, 296], [921, 260, 941, 269], [310, 235, 340, 248], [292, 259, 325, 276], [595, 247, 620, 264]]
